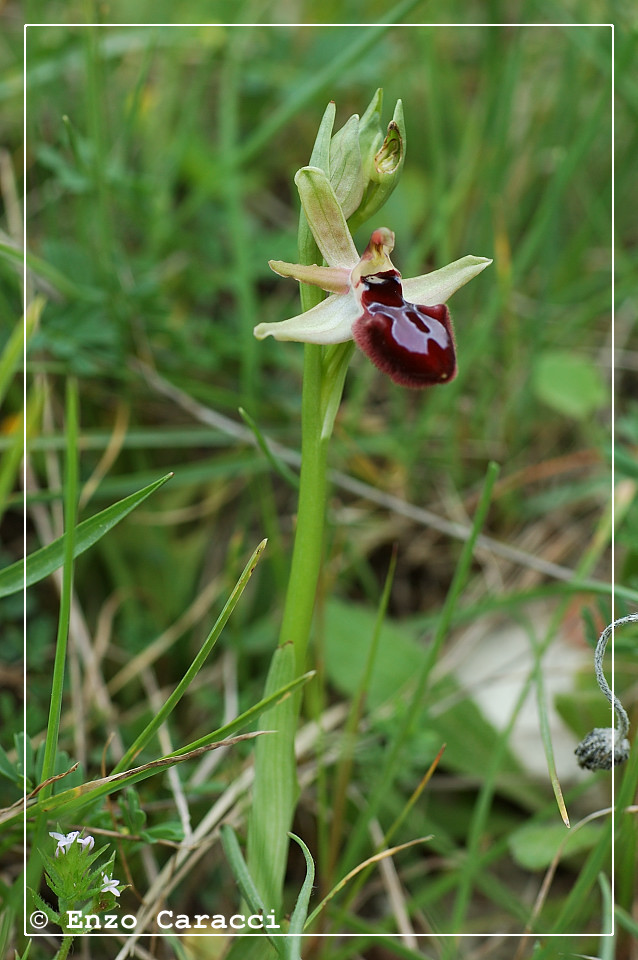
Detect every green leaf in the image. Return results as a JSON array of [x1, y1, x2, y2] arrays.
[[26, 887, 60, 927], [220, 825, 285, 958], [532, 351, 607, 419], [246, 641, 299, 912], [140, 822, 184, 843], [0, 472, 173, 597], [322, 597, 423, 710], [239, 406, 299, 489], [118, 787, 147, 835], [2, 673, 313, 829], [0, 240, 99, 301], [285, 834, 315, 959], [220, 824, 269, 918], [172, 667, 315, 758], [509, 820, 602, 869], [320, 341, 356, 440]]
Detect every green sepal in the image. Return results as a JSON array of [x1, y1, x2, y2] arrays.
[[329, 113, 365, 219], [295, 166, 358, 269], [298, 101, 336, 270], [308, 100, 336, 174]]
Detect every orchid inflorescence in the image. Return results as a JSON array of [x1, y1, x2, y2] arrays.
[[246, 91, 493, 911], [255, 91, 492, 388]]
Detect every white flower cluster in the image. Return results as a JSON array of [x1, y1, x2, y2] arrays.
[[49, 831, 122, 896]]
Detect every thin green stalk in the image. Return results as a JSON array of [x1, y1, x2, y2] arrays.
[[39, 378, 79, 796], [53, 936, 74, 960], [83, 28, 115, 296], [245, 341, 335, 911], [27, 378, 79, 910], [279, 344, 329, 673]]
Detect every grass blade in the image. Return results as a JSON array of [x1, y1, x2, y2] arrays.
[[221, 825, 285, 957], [111, 539, 268, 774], [1, 471, 173, 597], [31, 733, 267, 821], [172, 669, 315, 757], [38, 377, 79, 797], [0, 298, 43, 406]]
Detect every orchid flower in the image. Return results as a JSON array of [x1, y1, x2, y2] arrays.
[[255, 165, 492, 388]]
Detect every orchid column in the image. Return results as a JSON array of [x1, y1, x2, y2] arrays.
[[246, 91, 491, 913]]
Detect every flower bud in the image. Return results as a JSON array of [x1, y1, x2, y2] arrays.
[[372, 117, 403, 181], [349, 91, 406, 230], [357, 87, 385, 181]]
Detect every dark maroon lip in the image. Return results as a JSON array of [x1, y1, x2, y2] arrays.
[[352, 272, 457, 388]]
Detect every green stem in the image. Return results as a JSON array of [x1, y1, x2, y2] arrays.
[[245, 290, 338, 912], [53, 936, 75, 960], [278, 343, 328, 674]]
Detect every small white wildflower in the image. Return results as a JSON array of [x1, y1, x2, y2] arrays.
[[101, 873, 122, 897], [49, 830, 80, 856]]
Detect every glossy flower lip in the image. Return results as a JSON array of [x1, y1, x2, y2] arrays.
[[255, 166, 492, 387], [351, 231, 459, 387]]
